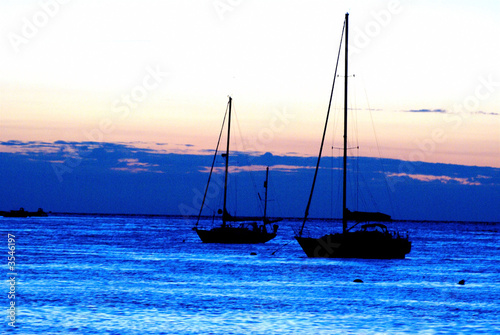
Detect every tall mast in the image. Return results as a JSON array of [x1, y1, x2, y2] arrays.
[[298, 16, 345, 237], [264, 166, 269, 222], [342, 13, 349, 234], [222, 96, 232, 227]]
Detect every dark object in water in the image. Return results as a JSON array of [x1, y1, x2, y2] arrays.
[[353, 279, 364, 283], [1, 207, 48, 218], [458, 279, 465, 285]]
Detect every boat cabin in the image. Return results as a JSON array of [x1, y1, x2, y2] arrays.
[[360, 223, 389, 234]]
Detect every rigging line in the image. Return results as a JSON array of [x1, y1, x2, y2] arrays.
[[361, 79, 398, 218], [269, 173, 284, 219], [330, 75, 342, 219], [358, 169, 379, 211], [352, 78, 360, 149], [229, 102, 242, 216], [232, 105, 264, 216], [336, 150, 343, 218], [195, 100, 230, 227], [331, 146, 334, 218], [234, 174, 238, 216], [271, 240, 292, 256], [356, 150, 360, 210], [299, 19, 346, 237], [347, 155, 356, 210], [348, 77, 360, 210]]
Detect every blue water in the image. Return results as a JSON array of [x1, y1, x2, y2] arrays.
[[2, 215, 499, 334]]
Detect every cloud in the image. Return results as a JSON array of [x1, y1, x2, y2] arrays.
[[402, 109, 447, 113], [472, 111, 499, 116], [111, 158, 161, 173], [0, 140, 62, 154], [200, 164, 317, 174], [0, 140, 217, 157], [111, 167, 151, 173], [386, 172, 482, 186], [399, 109, 499, 117], [0, 140, 23, 146], [117, 158, 153, 167], [0, 140, 498, 221], [348, 108, 383, 111]]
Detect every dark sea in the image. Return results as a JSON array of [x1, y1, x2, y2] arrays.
[[2, 215, 499, 334]]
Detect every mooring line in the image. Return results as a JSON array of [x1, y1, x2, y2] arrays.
[[271, 241, 292, 255]]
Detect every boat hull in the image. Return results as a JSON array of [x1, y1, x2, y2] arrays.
[[295, 232, 411, 259], [195, 226, 276, 244]]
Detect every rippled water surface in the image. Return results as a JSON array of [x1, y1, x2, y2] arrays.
[[2, 216, 499, 334]]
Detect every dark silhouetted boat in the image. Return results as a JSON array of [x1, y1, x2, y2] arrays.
[[1, 208, 48, 217], [193, 97, 280, 243], [295, 13, 411, 259]]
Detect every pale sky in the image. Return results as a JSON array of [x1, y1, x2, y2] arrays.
[[1, 0, 499, 167]]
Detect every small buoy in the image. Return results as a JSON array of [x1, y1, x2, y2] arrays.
[[458, 279, 465, 285], [250, 252, 257, 256], [353, 279, 363, 283]]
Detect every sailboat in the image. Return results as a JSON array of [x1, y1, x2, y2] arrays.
[[193, 97, 280, 243], [294, 13, 411, 259]]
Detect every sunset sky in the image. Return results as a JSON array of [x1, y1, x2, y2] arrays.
[[0, 1, 499, 220]]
